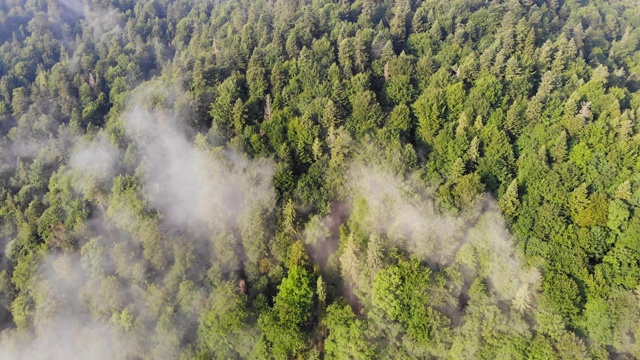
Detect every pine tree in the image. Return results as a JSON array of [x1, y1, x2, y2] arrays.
[[338, 38, 355, 78], [573, 23, 585, 50], [286, 31, 299, 59], [366, 232, 384, 279], [317, 276, 327, 306], [321, 99, 339, 130], [505, 56, 521, 81], [247, 49, 268, 99], [513, 284, 531, 312], [456, 112, 470, 137], [312, 138, 323, 161], [232, 98, 247, 136], [340, 234, 361, 303], [615, 181, 631, 200], [411, 7, 428, 33], [525, 97, 543, 124], [390, 0, 410, 51], [498, 179, 520, 218], [449, 158, 465, 182], [360, 0, 378, 25], [569, 183, 591, 226], [468, 136, 480, 162], [283, 199, 298, 237], [505, 102, 523, 137], [429, 19, 442, 41], [474, 115, 484, 131], [524, 28, 536, 58], [354, 36, 369, 74], [550, 130, 567, 163]]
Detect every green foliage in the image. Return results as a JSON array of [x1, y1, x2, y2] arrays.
[[372, 258, 433, 341], [543, 272, 584, 324], [1, 0, 640, 358], [348, 90, 384, 139], [498, 179, 520, 218], [258, 265, 314, 359], [607, 199, 630, 233], [198, 281, 253, 358], [324, 302, 374, 359]]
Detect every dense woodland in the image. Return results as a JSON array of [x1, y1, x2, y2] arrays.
[[0, 0, 640, 358]]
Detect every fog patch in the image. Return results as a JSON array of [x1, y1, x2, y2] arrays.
[[0, 81, 276, 359], [344, 162, 540, 312]]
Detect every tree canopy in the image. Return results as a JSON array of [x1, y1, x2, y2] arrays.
[[0, 0, 640, 358]]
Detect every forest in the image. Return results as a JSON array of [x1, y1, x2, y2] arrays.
[[0, 0, 640, 358]]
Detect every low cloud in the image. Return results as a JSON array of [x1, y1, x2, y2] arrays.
[[0, 82, 275, 359], [342, 162, 540, 311]]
